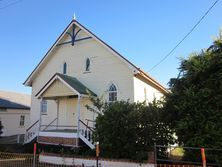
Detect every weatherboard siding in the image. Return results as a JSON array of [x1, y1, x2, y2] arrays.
[[30, 29, 134, 125], [0, 109, 30, 136], [133, 76, 163, 103], [42, 79, 75, 98]]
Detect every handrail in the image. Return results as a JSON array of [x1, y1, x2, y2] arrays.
[[79, 120, 94, 132], [26, 120, 39, 132], [42, 117, 58, 131], [41, 125, 77, 128], [85, 119, 96, 122]]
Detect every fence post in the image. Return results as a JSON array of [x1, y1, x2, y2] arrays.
[[201, 148, 206, 167], [96, 142, 100, 167], [33, 143, 37, 167], [154, 143, 157, 167]]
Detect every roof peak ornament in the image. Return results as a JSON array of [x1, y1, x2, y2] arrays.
[[73, 13, 76, 20]]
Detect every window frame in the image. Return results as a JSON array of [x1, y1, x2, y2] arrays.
[[19, 115, 25, 127], [108, 83, 118, 103], [63, 62, 67, 74], [41, 100, 47, 115], [85, 58, 91, 72]]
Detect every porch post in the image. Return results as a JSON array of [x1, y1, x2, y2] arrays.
[[76, 95, 81, 136], [56, 99, 59, 129], [37, 98, 43, 142]]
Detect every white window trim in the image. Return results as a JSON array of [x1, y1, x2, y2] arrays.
[[108, 83, 118, 103], [19, 115, 25, 127], [84, 57, 92, 73], [41, 100, 48, 115], [63, 62, 67, 75]]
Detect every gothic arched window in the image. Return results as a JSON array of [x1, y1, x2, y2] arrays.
[[109, 84, 117, 102]]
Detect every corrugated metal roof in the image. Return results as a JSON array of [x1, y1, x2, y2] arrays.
[[0, 98, 30, 110], [0, 90, 31, 107], [57, 73, 97, 96]]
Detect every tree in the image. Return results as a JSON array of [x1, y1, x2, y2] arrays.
[[165, 32, 222, 162], [93, 100, 174, 161]]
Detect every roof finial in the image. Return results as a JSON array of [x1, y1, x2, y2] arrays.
[[73, 13, 76, 20]]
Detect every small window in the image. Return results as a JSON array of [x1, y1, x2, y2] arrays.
[[63, 62, 67, 74], [19, 115, 25, 126], [41, 100, 47, 114], [85, 58, 90, 71], [109, 84, 117, 102]]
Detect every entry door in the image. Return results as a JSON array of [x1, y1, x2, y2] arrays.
[[58, 98, 77, 129], [58, 98, 67, 128], [66, 98, 77, 129]]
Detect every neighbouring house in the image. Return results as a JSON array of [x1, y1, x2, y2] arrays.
[[0, 90, 30, 137], [24, 18, 168, 149]]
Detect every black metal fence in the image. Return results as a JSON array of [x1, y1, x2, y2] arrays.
[[154, 145, 222, 167]]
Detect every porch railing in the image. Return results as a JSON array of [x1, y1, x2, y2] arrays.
[[25, 120, 39, 143], [40, 117, 78, 132], [41, 117, 57, 131], [79, 120, 94, 144], [40, 125, 78, 132]]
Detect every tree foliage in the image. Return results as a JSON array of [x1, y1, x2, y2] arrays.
[[165, 32, 222, 162], [93, 100, 174, 161]]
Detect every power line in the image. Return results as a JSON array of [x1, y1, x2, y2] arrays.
[[148, 0, 220, 72], [0, 0, 23, 10]]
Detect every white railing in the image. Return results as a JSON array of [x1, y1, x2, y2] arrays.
[[79, 120, 95, 149], [25, 120, 39, 143]]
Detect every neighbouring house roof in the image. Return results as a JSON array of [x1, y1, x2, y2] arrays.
[[36, 73, 97, 98], [0, 90, 31, 108], [24, 19, 168, 94], [0, 98, 30, 110]]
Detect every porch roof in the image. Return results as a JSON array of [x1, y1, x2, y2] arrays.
[[36, 73, 96, 98]]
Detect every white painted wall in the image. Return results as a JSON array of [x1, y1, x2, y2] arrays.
[[0, 109, 30, 136], [39, 154, 154, 167], [133, 77, 163, 104], [29, 26, 134, 126]]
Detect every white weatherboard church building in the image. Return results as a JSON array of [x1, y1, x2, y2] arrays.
[[24, 19, 168, 149]]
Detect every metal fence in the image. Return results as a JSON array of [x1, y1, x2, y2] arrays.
[[154, 145, 222, 167], [0, 152, 94, 167]]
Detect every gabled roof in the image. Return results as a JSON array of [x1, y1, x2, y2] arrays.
[[57, 73, 96, 96], [24, 19, 168, 94], [36, 73, 96, 98], [0, 98, 30, 110]]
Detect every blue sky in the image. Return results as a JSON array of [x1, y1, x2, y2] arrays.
[[0, 0, 222, 94]]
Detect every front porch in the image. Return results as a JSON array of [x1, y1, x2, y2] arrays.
[[28, 73, 97, 148]]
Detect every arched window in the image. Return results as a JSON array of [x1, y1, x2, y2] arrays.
[[109, 84, 117, 102], [85, 58, 90, 71], [63, 62, 67, 74]]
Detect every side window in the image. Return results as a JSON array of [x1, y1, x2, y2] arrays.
[[85, 58, 90, 72], [41, 100, 47, 114], [108, 84, 117, 103], [63, 62, 67, 74], [19, 115, 25, 126]]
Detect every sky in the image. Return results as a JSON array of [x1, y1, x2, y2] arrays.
[[0, 0, 222, 94]]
